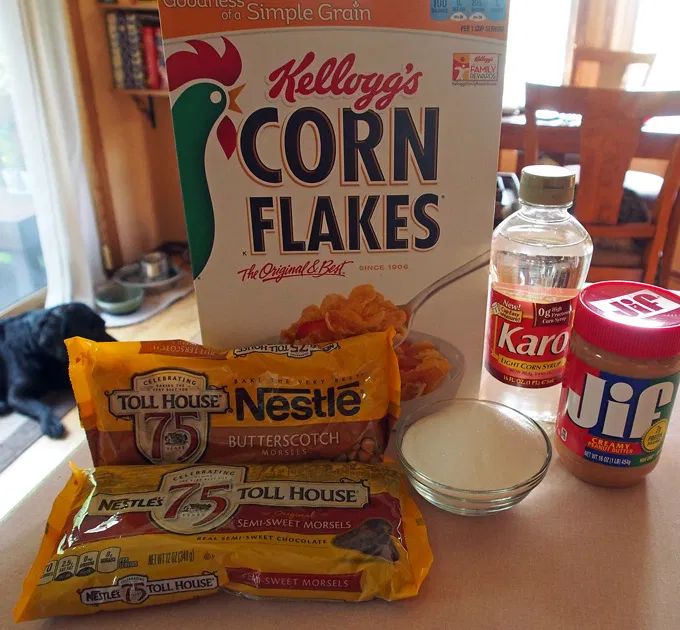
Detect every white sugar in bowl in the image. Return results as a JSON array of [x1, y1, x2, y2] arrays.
[[396, 399, 551, 516]]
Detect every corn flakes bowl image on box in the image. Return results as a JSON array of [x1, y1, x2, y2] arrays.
[[280, 285, 464, 405], [398, 330, 464, 414]]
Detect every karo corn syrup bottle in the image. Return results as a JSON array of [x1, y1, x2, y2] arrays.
[[481, 165, 593, 424]]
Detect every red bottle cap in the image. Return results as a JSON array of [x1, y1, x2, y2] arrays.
[[574, 281, 680, 359]]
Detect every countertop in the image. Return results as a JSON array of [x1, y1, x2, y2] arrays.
[[3, 422, 679, 630]]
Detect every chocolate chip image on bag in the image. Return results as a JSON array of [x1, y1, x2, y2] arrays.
[[333, 518, 400, 562], [14, 461, 432, 621], [66, 330, 400, 466]]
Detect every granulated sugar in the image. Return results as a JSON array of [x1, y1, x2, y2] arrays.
[[401, 401, 547, 491]]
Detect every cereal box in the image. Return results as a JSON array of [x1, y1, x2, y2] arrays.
[[158, 1, 509, 403]]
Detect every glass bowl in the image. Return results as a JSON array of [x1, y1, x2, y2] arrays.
[[396, 398, 552, 516]]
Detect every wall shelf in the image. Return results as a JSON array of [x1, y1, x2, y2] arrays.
[[116, 90, 168, 128], [102, 3, 166, 126], [127, 93, 165, 127]]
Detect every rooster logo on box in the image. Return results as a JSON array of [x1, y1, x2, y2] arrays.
[[168, 38, 244, 277], [452, 53, 470, 81]]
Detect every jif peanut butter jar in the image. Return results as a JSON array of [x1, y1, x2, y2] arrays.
[[556, 281, 680, 487]]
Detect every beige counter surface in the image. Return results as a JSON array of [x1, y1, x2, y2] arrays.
[[2, 419, 679, 630]]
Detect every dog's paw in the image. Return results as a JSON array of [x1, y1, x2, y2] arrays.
[[0, 401, 10, 416], [40, 415, 65, 439]]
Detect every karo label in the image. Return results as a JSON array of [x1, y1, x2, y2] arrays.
[[484, 288, 576, 389], [556, 355, 678, 468], [91, 465, 370, 535], [107, 370, 231, 464], [453, 53, 500, 84]]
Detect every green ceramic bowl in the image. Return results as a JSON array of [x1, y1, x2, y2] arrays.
[[95, 282, 144, 315]]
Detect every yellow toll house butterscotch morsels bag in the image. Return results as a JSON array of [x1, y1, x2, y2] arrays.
[[14, 461, 432, 621], [66, 330, 399, 466]]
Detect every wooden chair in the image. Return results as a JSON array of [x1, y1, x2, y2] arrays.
[[570, 47, 655, 89], [524, 83, 680, 284]]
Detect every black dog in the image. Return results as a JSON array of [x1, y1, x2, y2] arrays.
[[0, 303, 114, 438]]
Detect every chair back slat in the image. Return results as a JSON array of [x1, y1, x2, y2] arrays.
[[570, 47, 655, 89], [524, 84, 680, 283], [577, 91, 642, 224]]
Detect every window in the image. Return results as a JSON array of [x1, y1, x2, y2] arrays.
[[0, 1, 103, 313], [0, 33, 46, 313], [632, 0, 680, 90], [502, 0, 575, 109]]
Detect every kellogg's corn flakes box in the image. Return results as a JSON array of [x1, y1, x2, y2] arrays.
[[158, 0, 509, 403]]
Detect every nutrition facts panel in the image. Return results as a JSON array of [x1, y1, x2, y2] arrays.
[[431, 0, 507, 21]]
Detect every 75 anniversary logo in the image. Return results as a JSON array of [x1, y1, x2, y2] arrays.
[[107, 369, 231, 465], [92, 465, 369, 535]]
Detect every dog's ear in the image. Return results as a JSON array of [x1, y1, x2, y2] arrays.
[[64, 303, 113, 342], [36, 310, 65, 346], [35, 308, 68, 361]]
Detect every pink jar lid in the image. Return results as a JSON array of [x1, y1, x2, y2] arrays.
[[574, 281, 680, 359]]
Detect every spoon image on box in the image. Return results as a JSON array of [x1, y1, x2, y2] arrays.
[[395, 250, 491, 347]]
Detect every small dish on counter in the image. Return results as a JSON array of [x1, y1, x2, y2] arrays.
[[113, 262, 185, 292], [95, 282, 144, 315], [396, 398, 551, 516]]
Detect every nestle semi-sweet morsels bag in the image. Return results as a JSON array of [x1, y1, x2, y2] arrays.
[[157, 2, 509, 403], [14, 461, 432, 621], [66, 330, 399, 466]]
